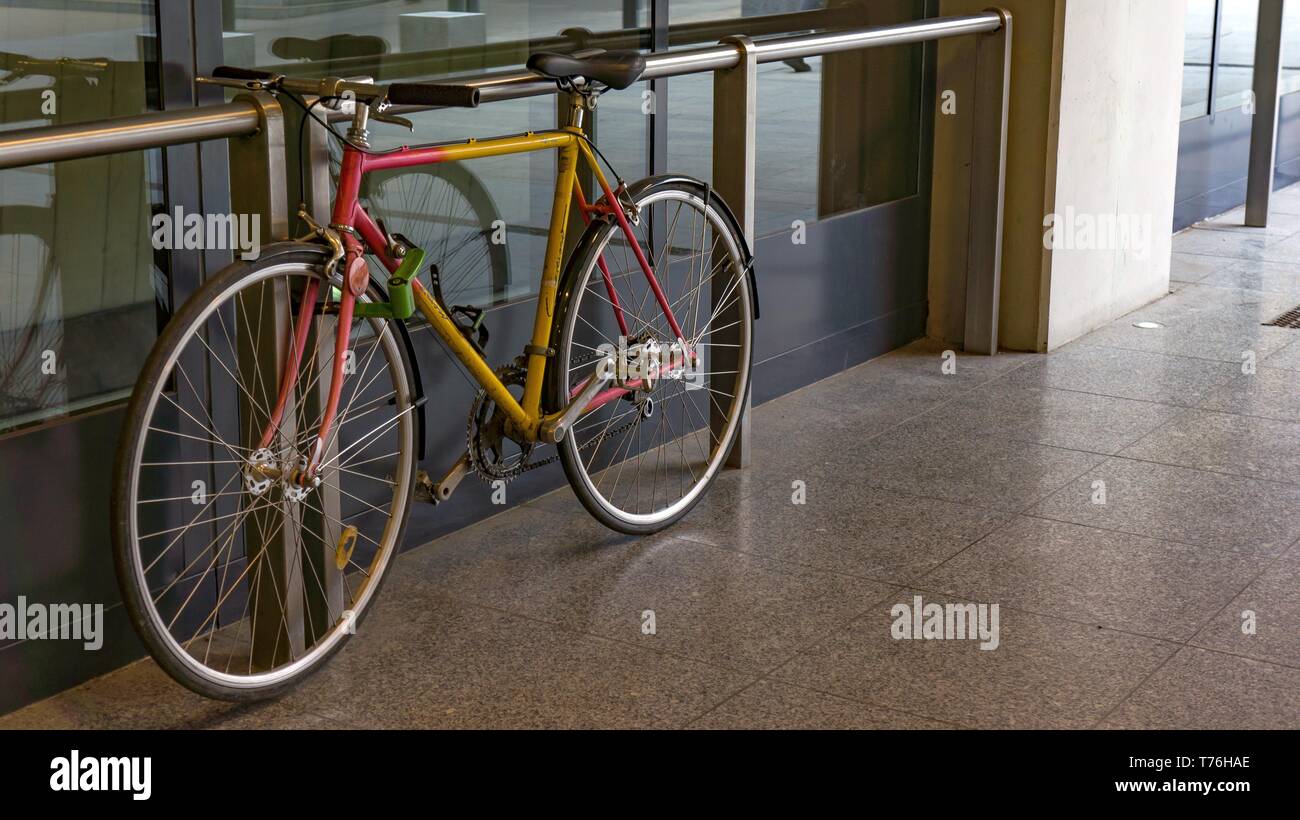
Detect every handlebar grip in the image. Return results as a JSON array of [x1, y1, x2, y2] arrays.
[[387, 82, 480, 109], [212, 65, 276, 81]]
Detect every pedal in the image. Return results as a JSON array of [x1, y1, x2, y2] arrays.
[[335, 526, 359, 571], [429, 263, 490, 354], [450, 303, 490, 353], [414, 454, 473, 505], [414, 470, 438, 503]]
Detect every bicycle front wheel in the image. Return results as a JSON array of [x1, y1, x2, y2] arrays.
[[112, 245, 417, 700], [550, 177, 755, 535]]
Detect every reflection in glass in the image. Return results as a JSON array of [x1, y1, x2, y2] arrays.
[[1214, 0, 1260, 113], [223, 1, 650, 310], [1283, 0, 1300, 94], [1182, 0, 1217, 120], [668, 0, 924, 238], [0, 3, 161, 433]]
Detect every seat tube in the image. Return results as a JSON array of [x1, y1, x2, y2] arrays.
[[522, 134, 580, 417]]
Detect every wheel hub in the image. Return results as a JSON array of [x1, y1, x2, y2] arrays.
[[243, 449, 321, 502]]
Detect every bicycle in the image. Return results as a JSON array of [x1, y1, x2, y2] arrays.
[[111, 51, 758, 700]]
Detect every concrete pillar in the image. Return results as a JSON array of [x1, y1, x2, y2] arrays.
[[930, 0, 1186, 352]]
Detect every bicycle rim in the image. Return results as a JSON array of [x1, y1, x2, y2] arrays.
[[557, 186, 753, 531], [118, 260, 415, 695]]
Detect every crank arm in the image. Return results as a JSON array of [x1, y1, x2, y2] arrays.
[[417, 452, 473, 505]]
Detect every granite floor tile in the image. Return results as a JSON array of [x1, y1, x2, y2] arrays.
[[1199, 259, 1300, 296], [1170, 251, 1236, 283], [399, 506, 896, 673], [919, 516, 1270, 641], [1199, 206, 1300, 239], [688, 679, 952, 729], [283, 601, 756, 729], [1260, 336, 1300, 372], [1030, 457, 1300, 556], [1259, 230, 1300, 263], [0, 658, 330, 730], [921, 382, 1183, 455], [772, 592, 1176, 729], [1191, 545, 1300, 668], [848, 414, 1106, 511], [666, 482, 1009, 585], [1121, 409, 1300, 484], [1081, 312, 1293, 363], [1078, 284, 1296, 363], [788, 337, 1036, 417], [1198, 367, 1300, 422], [1170, 226, 1270, 260], [1099, 647, 1300, 729], [1002, 343, 1239, 407]]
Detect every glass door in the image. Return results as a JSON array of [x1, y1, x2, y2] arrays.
[[1175, 0, 1300, 228]]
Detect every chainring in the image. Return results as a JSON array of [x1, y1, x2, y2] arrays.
[[467, 364, 536, 483]]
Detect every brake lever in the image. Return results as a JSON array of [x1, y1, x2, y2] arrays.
[[196, 75, 283, 93], [369, 108, 414, 131]]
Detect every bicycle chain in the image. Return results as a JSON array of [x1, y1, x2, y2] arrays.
[[470, 351, 642, 478]]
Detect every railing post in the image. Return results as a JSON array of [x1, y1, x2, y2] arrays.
[[227, 90, 325, 663], [712, 35, 756, 469], [283, 97, 346, 642], [1246, 0, 1286, 228], [963, 8, 1011, 356]]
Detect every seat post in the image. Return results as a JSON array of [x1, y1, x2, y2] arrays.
[[567, 90, 595, 130]]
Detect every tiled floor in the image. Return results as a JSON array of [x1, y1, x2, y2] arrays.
[[6, 194, 1300, 729]]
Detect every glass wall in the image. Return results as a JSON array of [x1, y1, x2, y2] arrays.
[[668, 0, 925, 239], [222, 0, 651, 308], [1284, 0, 1300, 94], [1176, 0, 1300, 228], [1181, 0, 1300, 119], [1182, 0, 1217, 120], [1214, 0, 1261, 113], [0, 2, 163, 434]]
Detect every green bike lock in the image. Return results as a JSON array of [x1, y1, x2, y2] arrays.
[[386, 246, 423, 320]]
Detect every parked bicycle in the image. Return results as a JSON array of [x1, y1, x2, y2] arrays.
[[111, 51, 758, 700]]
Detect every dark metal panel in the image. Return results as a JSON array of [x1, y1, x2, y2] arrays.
[[748, 196, 928, 402], [0, 408, 148, 715]]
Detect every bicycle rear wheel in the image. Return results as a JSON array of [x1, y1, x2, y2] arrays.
[[550, 177, 755, 535], [112, 244, 417, 700]]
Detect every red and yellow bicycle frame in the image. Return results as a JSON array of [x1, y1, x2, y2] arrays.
[[259, 121, 689, 473]]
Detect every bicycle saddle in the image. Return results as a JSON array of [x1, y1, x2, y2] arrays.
[[526, 49, 647, 90], [270, 34, 389, 61]]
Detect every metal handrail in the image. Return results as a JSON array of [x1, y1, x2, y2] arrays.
[[0, 102, 260, 170], [263, 6, 852, 82], [0, 12, 1006, 170]]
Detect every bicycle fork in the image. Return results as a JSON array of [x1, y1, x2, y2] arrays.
[[250, 232, 364, 491]]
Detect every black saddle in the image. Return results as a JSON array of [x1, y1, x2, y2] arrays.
[[526, 49, 646, 90], [270, 34, 389, 61]]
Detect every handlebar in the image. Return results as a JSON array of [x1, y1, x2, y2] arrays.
[[207, 66, 480, 109], [0, 53, 110, 82]]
